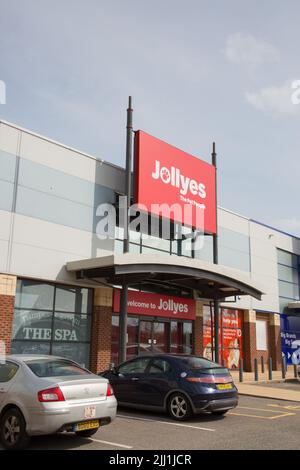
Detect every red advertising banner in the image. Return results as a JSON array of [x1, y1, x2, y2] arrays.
[[134, 130, 217, 234], [113, 289, 196, 320], [222, 308, 243, 329], [203, 306, 243, 369]]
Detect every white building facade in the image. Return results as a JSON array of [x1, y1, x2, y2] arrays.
[[0, 120, 299, 371]]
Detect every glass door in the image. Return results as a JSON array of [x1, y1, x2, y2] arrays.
[[139, 320, 153, 354], [139, 320, 170, 354], [152, 321, 169, 353]]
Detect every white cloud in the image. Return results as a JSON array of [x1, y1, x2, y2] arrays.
[[225, 32, 280, 68], [245, 80, 300, 116]]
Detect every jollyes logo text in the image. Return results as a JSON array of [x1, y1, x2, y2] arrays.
[[151, 160, 206, 199]]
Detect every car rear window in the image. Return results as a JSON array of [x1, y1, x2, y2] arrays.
[[180, 357, 229, 374], [25, 359, 91, 377]]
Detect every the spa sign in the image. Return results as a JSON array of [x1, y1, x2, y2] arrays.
[[22, 327, 78, 341]]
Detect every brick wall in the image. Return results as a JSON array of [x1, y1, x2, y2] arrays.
[[243, 313, 256, 372], [253, 313, 281, 371], [0, 275, 17, 355], [193, 317, 203, 356], [90, 287, 113, 373], [0, 295, 15, 354], [90, 305, 113, 373], [268, 313, 281, 370], [243, 310, 281, 371]]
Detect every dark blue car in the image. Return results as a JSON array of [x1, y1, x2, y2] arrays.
[[100, 354, 238, 421]]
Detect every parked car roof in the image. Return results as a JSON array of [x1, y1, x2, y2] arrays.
[[6, 354, 68, 362]]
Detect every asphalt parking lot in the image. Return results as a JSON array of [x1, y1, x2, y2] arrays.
[[15, 395, 300, 450]]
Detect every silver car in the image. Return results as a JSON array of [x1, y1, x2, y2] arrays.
[[0, 355, 117, 449]]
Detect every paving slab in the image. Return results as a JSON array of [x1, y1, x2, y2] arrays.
[[237, 382, 300, 402]]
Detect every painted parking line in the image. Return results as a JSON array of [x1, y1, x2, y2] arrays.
[[267, 404, 300, 411], [237, 406, 293, 413], [117, 414, 215, 432], [228, 406, 295, 420], [90, 437, 133, 449]]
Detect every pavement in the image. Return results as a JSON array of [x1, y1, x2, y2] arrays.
[[17, 395, 300, 450], [231, 366, 300, 402], [236, 381, 300, 402]]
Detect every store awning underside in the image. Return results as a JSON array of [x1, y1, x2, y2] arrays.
[[66, 253, 263, 301]]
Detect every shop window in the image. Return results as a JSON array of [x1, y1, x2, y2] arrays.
[[203, 306, 243, 369], [183, 322, 193, 354], [55, 286, 92, 313], [111, 315, 139, 364], [52, 313, 91, 342], [112, 315, 192, 362], [12, 341, 51, 355], [11, 280, 93, 368], [15, 280, 55, 310]]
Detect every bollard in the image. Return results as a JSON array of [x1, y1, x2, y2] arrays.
[[239, 359, 243, 383], [294, 364, 297, 379], [268, 357, 272, 380], [261, 356, 265, 374], [281, 356, 286, 379], [254, 358, 259, 381]]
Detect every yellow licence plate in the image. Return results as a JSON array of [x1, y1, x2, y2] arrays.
[[75, 420, 100, 432], [217, 383, 233, 390]]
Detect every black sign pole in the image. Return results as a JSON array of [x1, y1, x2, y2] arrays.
[[212, 142, 220, 363], [119, 96, 133, 364]]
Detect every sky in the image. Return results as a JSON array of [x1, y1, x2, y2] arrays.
[[0, 0, 300, 236]]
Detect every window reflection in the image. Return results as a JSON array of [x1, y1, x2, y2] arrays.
[[12, 280, 92, 368]]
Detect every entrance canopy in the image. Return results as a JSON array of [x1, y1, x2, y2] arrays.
[[66, 253, 263, 301]]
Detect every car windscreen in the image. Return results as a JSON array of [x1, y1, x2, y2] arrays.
[[179, 357, 229, 374], [25, 359, 91, 377]]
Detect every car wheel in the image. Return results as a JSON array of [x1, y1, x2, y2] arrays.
[[0, 408, 30, 450], [75, 428, 98, 438], [167, 393, 192, 421], [211, 410, 228, 416]]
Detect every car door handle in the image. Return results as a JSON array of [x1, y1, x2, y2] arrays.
[[0, 388, 5, 393], [131, 377, 139, 381]]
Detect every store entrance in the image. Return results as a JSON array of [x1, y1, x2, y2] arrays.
[[139, 320, 169, 354], [111, 314, 193, 364]]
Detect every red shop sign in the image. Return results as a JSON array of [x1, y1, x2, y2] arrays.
[[113, 289, 196, 320], [134, 130, 216, 234]]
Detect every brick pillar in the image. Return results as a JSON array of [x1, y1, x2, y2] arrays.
[[243, 309, 256, 372], [194, 301, 203, 356], [268, 313, 281, 371], [90, 287, 113, 374], [0, 274, 17, 355]]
